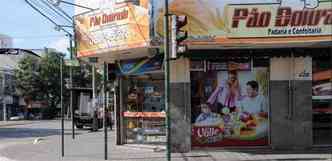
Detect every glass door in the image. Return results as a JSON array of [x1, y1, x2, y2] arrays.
[[312, 55, 332, 145]]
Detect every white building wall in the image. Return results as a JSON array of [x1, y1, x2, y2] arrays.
[[0, 34, 13, 48]]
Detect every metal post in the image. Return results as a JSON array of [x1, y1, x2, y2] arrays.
[[60, 55, 64, 157], [103, 62, 108, 160], [164, 0, 171, 160], [92, 65, 96, 110], [69, 34, 75, 139], [2, 72, 6, 121]]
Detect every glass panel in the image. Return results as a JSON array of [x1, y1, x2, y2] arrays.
[[124, 76, 166, 144], [312, 55, 332, 145]]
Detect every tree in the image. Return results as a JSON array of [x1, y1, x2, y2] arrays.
[[39, 53, 68, 109], [14, 55, 42, 107], [15, 52, 68, 116], [15, 50, 102, 119]]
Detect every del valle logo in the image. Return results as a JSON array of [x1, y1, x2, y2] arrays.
[[229, 0, 332, 37]]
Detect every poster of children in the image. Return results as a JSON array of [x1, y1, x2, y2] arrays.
[[191, 61, 269, 147]]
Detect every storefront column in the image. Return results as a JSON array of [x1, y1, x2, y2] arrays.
[[118, 77, 128, 145], [169, 57, 191, 152], [270, 57, 312, 149], [115, 79, 121, 145]]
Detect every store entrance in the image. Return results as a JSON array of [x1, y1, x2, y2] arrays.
[[190, 58, 270, 147], [122, 74, 166, 144], [312, 55, 332, 145]]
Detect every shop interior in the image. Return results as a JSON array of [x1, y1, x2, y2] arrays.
[[122, 73, 166, 144], [312, 54, 332, 145]]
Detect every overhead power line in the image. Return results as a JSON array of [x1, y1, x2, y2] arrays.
[[10, 35, 66, 39]]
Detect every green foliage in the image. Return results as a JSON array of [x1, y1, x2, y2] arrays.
[[15, 51, 100, 117], [14, 55, 42, 102], [39, 53, 69, 109], [15, 52, 68, 110]]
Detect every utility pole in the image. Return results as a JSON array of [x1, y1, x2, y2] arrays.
[[69, 34, 75, 139], [2, 72, 6, 121], [164, 0, 171, 160], [92, 64, 96, 112], [103, 62, 108, 160], [60, 56, 64, 157]]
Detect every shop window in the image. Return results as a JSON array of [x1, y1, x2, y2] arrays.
[[123, 75, 166, 144], [312, 55, 332, 145]]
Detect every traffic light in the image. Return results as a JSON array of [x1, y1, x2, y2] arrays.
[[171, 15, 188, 59]]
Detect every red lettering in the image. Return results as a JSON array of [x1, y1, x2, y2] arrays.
[[233, 6, 331, 28], [232, 8, 248, 28], [258, 12, 271, 27], [324, 10, 332, 25], [307, 10, 316, 25], [92, 10, 128, 26], [90, 17, 94, 27], [301, 10, 308, 26], [312, 10, 322, 25], [102, 14, 107, 24], [291, 11, 303, 26], [275, 7, 291, 27], [90, 16, 101, 27], [246, 8, 259, 27]]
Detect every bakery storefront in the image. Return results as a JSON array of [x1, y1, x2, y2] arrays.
[[74, 0, 332, 151], [151, 0, 332, 149], [188, 49, 331, 148], [74, 1, 167, 145]]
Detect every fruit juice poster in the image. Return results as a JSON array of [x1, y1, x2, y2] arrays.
[[191, 67, 269, 146]]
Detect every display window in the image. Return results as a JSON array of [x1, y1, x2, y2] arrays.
[[191, 59, 269, 147], [123, 76, 166, 144], [312, 55, 332, 145]]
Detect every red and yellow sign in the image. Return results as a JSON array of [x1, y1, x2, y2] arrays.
[[227, 3, 332, 38], [75, 3, 149, 57], [152, 0, 332, 47]]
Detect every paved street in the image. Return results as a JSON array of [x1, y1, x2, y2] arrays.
[[0, 120, 331, 161]]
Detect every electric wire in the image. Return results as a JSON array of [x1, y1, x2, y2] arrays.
[[25, 0, 72, 35], [40, 0, 73, 24]]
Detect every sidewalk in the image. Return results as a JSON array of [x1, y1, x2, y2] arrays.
[[0, 120, 36, 127], [0, 121, 331, 161], [2, 130, 332, 161]]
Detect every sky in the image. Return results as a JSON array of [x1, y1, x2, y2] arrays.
[[0, 0, 313, 56], [0, 0, 75, 55]]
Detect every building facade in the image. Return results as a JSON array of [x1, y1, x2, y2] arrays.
[[74, 0, 332, 152], [0, 48, 41, 120], [0, 34, 13, 49]]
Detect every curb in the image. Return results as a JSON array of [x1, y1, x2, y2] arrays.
[[122, 144, 166, 151]]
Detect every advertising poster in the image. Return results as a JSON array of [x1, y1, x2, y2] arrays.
[[74, 2, 150, 57], [312, 58, 332, 110], [191, 61, 269, 147], [151, 0, 332, 46], [116, 56, 163, 75]]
